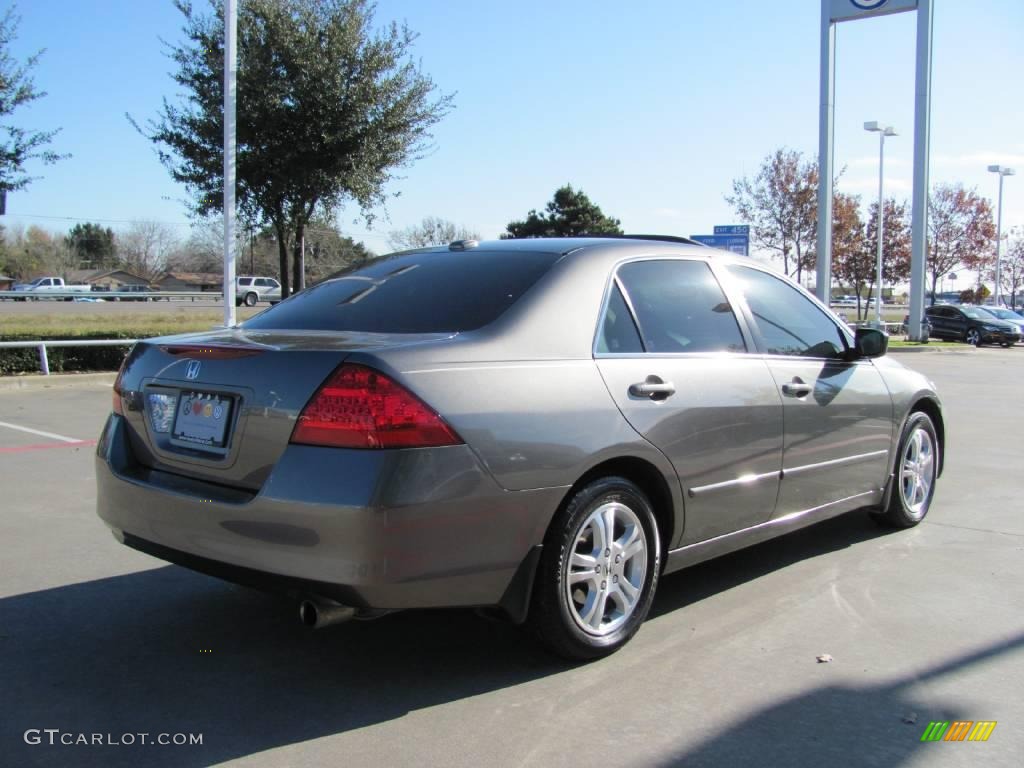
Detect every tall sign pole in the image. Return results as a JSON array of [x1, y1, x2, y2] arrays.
[[907, 0, 933, 339], [815, 1, 836, 304], [223, 0, 238, 328], [817, 0, 930, 340]]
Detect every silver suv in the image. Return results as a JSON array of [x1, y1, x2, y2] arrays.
[[235, 276, 281, 306]]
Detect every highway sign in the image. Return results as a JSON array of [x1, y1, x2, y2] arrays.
[[713, 225, 749, 236], [690, 234, 749, 256]]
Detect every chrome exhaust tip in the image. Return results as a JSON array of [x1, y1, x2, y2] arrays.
[[299, 598, 355, 629]]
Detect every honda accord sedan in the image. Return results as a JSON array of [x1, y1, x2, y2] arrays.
[[96, 237, 944, 659]]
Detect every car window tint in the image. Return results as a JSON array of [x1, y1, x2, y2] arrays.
[[727, 265, 846, 358], [243, 249, 562, 333], [596, 283, 644, 354], [616, 260, 745, 354]]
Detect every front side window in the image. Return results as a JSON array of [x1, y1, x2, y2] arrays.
[[727, 265, 848, 358], [615, 260, 746, 354]]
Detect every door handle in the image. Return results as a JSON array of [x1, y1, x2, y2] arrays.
[[781, 378, 812, 398], [629, 376, 675, 400]]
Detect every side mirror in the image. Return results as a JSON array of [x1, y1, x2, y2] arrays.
[[852, 327, 888, 359]]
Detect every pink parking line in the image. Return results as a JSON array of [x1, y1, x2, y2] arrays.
[[0, 440, 97, 454]]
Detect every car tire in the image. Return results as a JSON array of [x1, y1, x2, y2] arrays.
[[965, 328, 982, 346], [528, 476, 660, 660], [871, 411, 939, 529], [244, 292, 258, 307]]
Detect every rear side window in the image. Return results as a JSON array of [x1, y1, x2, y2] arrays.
[[596, 283, 644, 354], [615, 260, 746, 354], [243, 249, 562, 333], [727, 265, 847, 358]]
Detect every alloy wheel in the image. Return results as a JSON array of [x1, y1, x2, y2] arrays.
[[900, 426, 935, 519], [564, 501, 647, 636]]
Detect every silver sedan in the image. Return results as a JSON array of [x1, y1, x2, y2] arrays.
[[96, 237, 944, 660]]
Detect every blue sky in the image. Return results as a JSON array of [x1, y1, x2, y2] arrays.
[[4, 0, 1022, 253]]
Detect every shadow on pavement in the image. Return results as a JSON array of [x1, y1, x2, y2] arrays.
[[0, 565, 565, 767], [0, 511, 956, 767], [651, 510, 891, 618], [654, 633, 1024, 767]]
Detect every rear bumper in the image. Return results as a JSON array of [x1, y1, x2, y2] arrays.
[[95, 414, 563, 612]]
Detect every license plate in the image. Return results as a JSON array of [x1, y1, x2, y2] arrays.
[[172, 391, 233, 449]]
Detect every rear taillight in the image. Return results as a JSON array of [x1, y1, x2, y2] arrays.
[[290, 364, 462, 449]]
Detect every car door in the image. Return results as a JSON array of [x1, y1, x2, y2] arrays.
[[949, 307, 969, 340], [723, 264, 893, 517], [594, 258, 784, 547]]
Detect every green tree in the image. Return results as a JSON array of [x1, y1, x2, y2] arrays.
[[726, 148, 819, 282], [0, 5, 66, 197], [65, 222, 116, 269], [504, 185, 622, 238], [137, 0, 453, 298]]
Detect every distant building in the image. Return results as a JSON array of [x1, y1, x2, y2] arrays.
[[67, 269, 152, 290], [0, 274, 14, 290], [156, 272, 223, 292]]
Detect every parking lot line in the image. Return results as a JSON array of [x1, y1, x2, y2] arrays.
[[0, 440, 96, 454], [0, 420, 83, 443]]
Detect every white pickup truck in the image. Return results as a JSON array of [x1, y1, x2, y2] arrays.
[[11, 276, 93, 300]]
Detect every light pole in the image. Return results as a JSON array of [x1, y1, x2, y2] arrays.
[[987, 165, 1015, 307], [865, 122, 897, 327]]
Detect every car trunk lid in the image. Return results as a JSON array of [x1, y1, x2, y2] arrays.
[[116, 328, 455, 490]]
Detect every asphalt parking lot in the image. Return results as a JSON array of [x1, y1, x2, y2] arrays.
[[1, 349, 1022, 768]]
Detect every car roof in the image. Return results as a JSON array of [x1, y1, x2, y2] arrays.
[[404, 236, 758, 269]]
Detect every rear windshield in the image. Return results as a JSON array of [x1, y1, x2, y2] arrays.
[[242, 248, 562, 333]]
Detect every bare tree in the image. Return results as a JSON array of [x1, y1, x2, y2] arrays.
[[164, 218, 224, 274], [726, 148, 819, 281], [830, 193, 869, 317], [118, 221, 180, 279], [927, 184, 996, 305], [388, 216, 480, 250], [989, 228, 1024, 309], [3, 225, 76, 278]]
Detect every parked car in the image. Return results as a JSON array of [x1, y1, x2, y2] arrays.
[[113, 285, 161, 302], [12, 276, 92, 300], [925, 304, 1021, 347], [977, 307, 1024, 340], [235, 276, 282, 306], [97, 237, 945, 660], [830, 295, 857, 308]]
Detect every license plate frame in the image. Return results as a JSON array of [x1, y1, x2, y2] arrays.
[[170, 390, 235, 452]]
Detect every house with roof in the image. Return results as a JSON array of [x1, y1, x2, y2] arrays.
[[66, 269, 152, 290], [155, 272, 223, 292]]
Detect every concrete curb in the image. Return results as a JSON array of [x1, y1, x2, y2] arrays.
[[0, 372, 117, 391], [887, 345, 978, 354]]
